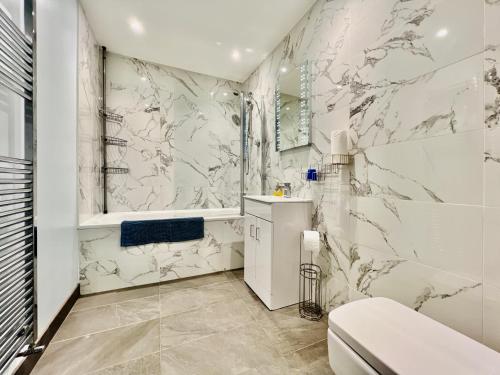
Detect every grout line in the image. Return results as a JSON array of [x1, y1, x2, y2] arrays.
[[292, 338, 328, 354], [73, 288, 160, 313], [50, 316, 161, 345]]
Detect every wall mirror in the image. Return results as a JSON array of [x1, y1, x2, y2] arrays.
[[275, 61, 311, 152]]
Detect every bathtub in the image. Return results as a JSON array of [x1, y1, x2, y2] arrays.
[[78, 208, 244, 295]]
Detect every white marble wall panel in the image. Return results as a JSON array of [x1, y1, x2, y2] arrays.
[[350, 197, 483, 280], [79, 219, 244, 295], [350, 54, 484, 150], [486, 0, 500, 48], [243, 0, 495, 350], [348, 244, 482, 341], [485, 46, 500, 207], [350, 0, 484, 82], [484, 207, 500, 288], [352, 131, 484, 205], [484, 284, 500, 352], [78, 6, 102, 222], [105, 53, 241, 212]]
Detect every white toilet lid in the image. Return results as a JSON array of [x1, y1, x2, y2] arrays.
[[329, 297, 500, 375]]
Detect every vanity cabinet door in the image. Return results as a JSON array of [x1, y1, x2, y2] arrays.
[[244, 214, 257, 290], [255, 218, 272, 306]]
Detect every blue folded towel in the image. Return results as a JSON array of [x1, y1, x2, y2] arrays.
[[120, 217, 204, 247]]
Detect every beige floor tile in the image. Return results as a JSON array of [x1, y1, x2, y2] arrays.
[[160, 322, 287, 375], [159, 272, 232, 294], [116, 295, 160, 326], [225, 268, 244, 280], [160, 298, 254, 349], [34, 271, 331, 375], [284, 340, 333, 374], [160, 281, 239, 316], [53, 305, 120, 342], [73, 285, 159, 312], [31, 319, 160, 375], [254, 304, 328, 355], [86, 352, 161, 375], [53, 295, 160, 342]]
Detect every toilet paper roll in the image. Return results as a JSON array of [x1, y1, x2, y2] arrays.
[[303, 230, 320, 255], [331, 130, 348, 155]]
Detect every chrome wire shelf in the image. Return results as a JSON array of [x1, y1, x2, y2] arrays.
[[100, 109, 124, 124], [103, 167, 129, 175], [105, 136, 127, 147], [301, 154, 351, 181]]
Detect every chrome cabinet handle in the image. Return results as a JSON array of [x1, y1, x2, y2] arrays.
[[250, 224, 255, 238], [255, 227, 260, 241]]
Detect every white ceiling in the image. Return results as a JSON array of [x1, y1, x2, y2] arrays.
[[79, 0, 316, 83]]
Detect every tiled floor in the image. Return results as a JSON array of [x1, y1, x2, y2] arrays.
[[31, 270, 332, 375]]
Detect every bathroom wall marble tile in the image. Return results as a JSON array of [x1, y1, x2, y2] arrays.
[[484, 46, 500, 208], [485, 45, 500, 131], [78, 6, 102, 222], [484, 207, 500, 288], [350, 0, 484, 82], [351, 131, 484, 205], [79, 227, 160, 294], [483, 284, 500, 351], [350, 54, 484, 149], [486, 0, 500, 48], [79, 219, 243, 295], [350, 197, 483, 280], [104, 53, 241, 212], [348, 244, 483, 340], [243, 0, 492, 351]]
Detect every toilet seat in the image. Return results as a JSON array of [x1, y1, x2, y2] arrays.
[[328, 298, 500, 375]]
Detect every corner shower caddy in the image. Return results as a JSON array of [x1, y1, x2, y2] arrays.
[[101, 46, 128, 214]]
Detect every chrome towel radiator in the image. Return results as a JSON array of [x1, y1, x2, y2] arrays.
[[0, 1, 40, 372]]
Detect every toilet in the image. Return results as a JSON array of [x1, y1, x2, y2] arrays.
[[328, 297, 500, 375]]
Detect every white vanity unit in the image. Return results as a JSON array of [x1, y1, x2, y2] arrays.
[[243, 195, 312, 310]]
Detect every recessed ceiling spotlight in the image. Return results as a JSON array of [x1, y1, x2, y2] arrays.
[[223, 92, 228, 96], [210, 91, 215, 96], [435, 28, 448, 38], [286, 107, 290, 111], [141, 76, 147, 81], [280, 67, 288, 73], [231, 49, 241, 61], [216, 41, 222, 46], [245, 48, 254, 53], [128, 17, 144, 35]]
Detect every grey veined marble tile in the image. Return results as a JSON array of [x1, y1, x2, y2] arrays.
[[31, 319, 160, 375], [53, 295, 160, 342], [160, 322, 289, 375], [253, 304, 328, 355], [86, 353, 161, 375], [160, 281, 239, 316], [160, 298, 254, 349]]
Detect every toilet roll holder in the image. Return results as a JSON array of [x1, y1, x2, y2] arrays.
[[299, 232, 323, 321]]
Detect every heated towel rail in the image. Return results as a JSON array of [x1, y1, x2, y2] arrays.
[[0, 1, 39, 373]]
